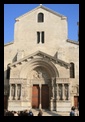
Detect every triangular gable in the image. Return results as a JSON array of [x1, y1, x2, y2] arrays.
[[15, 5, 66, 21], [9, 50, 70, 69]]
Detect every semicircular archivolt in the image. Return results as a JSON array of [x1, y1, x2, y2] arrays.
[[20, 58, 59, 79]]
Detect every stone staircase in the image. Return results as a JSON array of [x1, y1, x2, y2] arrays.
[[31, 109, 69, 116]]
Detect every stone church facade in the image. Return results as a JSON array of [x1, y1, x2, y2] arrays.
[[4, 5, 79, 112]]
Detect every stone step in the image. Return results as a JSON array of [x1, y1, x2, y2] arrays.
[[31, 109, 69, 116]]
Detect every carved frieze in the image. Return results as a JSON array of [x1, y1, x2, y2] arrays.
[[9, 78, 27, 84]]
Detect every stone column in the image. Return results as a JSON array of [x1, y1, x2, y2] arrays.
[[9, 84, 12, 100], [15, 84, 17, 100], [55, 83, 58, 111], [39, 84, 42, 109], [68, 84, 70, 100], [50, 98, 54, 111], [50, 78, 55, 111], [55, 98, 58, 111], [52, 78, 54, 99], [20, 84, 22, 100], [56, 84, 59, 100], [62, 84, 65, 100]]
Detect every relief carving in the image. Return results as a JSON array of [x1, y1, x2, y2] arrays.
[[33, 71, 39, 79], [38, 71, 43, 78], [32, 68, 49, 80]]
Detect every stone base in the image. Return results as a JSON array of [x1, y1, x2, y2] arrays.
[[50, 98, 56, 111], [8, 100, 31, 111], [56, 100, 71, 112]]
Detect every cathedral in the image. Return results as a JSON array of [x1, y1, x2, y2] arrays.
[[4, 5, 79, 112]]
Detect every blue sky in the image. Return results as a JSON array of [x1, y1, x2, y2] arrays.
[[4, 4, 79, 44]]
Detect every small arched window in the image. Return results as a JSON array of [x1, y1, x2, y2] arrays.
[[38, 13, 44, 22], [70, 62, 75, 78]]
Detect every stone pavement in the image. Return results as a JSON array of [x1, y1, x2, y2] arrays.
[[32, 109, 70, 116]]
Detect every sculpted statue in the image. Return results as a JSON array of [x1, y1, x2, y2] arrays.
[[33, 72, 39, 79], [65, 85, 68, 100], [58, 85, 62, 100], [11, 85, 15, 99], [38, 71, 43, 78], [17, 85, 21, 100]]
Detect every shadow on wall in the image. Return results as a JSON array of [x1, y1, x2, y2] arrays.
[[54, 52, 58, 59], [12, 53, 17, 63], [4, 70, 7, 79]]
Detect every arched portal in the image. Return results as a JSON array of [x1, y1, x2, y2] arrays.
[[20, 58, 59, 109]]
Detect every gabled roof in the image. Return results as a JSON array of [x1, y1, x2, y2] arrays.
[[9, 50, 70, 69], [15, 4, 66, 21]]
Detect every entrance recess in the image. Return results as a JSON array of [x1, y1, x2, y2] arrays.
[[32, 85, 40, 108], [41, 85, 49, 109], [25, 59, 58, 109]]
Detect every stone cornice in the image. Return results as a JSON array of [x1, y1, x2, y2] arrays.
[[4, 41, 14, 47], [9, 50, 70, 69], [66, 39, 79, 45], [56, 78, 69, 83], [15, 5, 66, 21]]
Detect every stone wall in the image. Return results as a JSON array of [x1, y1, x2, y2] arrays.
[[4, 5, 79, 111]]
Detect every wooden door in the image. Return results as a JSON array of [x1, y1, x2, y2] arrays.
[[4, 95, 8, 109], [32, 85, 40, 108], [74, 96, 79, 108], [41, 85, 49, 109]]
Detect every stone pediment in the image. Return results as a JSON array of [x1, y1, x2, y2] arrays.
[[9, 51, 70, 69], [15, 5, 66, 21]]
